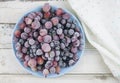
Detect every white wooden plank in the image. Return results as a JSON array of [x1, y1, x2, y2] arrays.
[[0, 49, 110, 74], [0, 1, 73, 23], [0, 75, 118, 83]]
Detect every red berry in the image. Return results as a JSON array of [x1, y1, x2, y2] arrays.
[[44, 12, 51, 19], [37, 57, 44, 65], [19, 22, 26, 29], [51, 17, 59, 26], [56, 8, 63, 16], [14, 30, 21, 38], [41, 43, 51, 52], [37, 36, 43, 42], [28, 58, 37, 68]]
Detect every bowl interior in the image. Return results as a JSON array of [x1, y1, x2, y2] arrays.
[[12, 6, 85, 78]]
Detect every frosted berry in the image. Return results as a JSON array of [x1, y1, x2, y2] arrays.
[[41, 43, 51, 52]]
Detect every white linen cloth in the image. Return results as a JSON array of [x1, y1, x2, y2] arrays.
[[67, 0, 120, 80]]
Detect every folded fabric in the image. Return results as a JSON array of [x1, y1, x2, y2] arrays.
[[67, 0, 120, 80]]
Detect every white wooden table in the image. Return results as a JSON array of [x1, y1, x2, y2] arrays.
[[0, 1, 118, 83]]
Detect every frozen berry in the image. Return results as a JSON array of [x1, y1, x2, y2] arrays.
[[43, 69, 49, 77], [56, 8, 63, 16], [62, 13, 70, 19], [39, 29, 48, 36], [53, 35, 59, 41], [43, 3, 51, 13], [41, 43, 51, 52], [49, 51, 55, 58], [61, 19, 66, 25], [55, 50, 60, 56], [73, 40, 80, 47], [24, 61, 28, 67], [15, 42, 21, 50], [28, 58, 37, 68], [69, 60, 75, 66], [43, 35, 52, 43], [74, 32, 80, 37], [44, 12, 51, 19], [55, 66, 60, 74], [56, 28, 63, 35], [68, 29, 74, 35], [22, 47, 27, 53], [37, 36, 43, 42], [59, 34, 64, 39], [49, 67, 56, 74], [14, 30, 21, 38], [25, 17, 32, 25], [60, 43, 65, 49], [19, 22, 25, 29], [24, 27, 31, 33], [71, 47, 78, 53], [31, 20, 41, 29], [25, 55, 30, 61], [28, 38, 35, 45], [36, 49, 43, 56], [21, 32, 28, 39], [16, 51, 23, 59], [51, 17, 59, 26], [37, 57, 44, 65], [45, 21, 52, 29]]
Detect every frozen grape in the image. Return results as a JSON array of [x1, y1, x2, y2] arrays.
[[41, 43, 51, 52], [43, 69, 49, 77], [36, 49, 43, 56], [14, 30, 21, 38], [51, 17, 59, 26], [25, 17, 32, 25], [19, 22, 26, 29], [62, 13, 70, 19], [21, 32, 28, 39], [37, 36, 43, 42], [37, 57, 44, 65], [56, 8, 63, 16], [15, 42, 21, 51], [24, 27, 31, 33], [28, 58, 37, 68], [53, 35, 59, 41], [61, 19, 66, 25], [25, 55, 30, 61], [49, 51, 55, 58], [31, 20, 41, 29], [28, 38, 35, 45], [43, 3, 51, 13], [68, 29, 74, 35], [66, 22, 71, 28], [16, 51, 23, 59], [73, 40, 80, 47], [45, 21, 52, 29], [59, 34, 64, 39], [55, 66, 60, 74], [43, 35, 52, 43], [55, 50, 60, 56], [44, 12, 51, 19], [69, 60, 75, 66], [39, 29, 48, 36], [56, 28, 63, 35], [74, 32, 80, 37], [22, 47, 27, 53], [49, 67, 56, 74], [71, 47, 78, 53], [60, 43, 65, 49]]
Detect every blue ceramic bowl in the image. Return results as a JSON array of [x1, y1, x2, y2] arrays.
[[12, 5, 85, 78]]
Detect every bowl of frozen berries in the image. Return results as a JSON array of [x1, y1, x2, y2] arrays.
[[12, 3, 85, 78]]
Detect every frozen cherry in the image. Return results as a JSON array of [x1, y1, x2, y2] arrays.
[[51, 17, 59, 26], [43, 35, 52, 43], [25, 17, 32, 25], [45, 21, 52, 29], [39, 29, 48, 36], [41, 43, 51, 52]]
